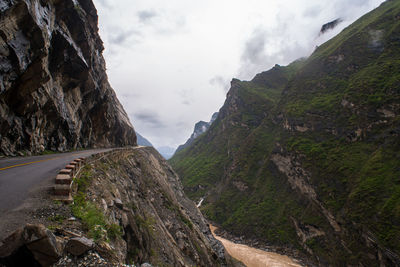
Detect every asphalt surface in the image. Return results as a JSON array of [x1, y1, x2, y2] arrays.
[[0, 149, 113, 213]]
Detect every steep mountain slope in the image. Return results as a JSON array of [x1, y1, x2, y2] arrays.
[[175, 112, 219, 153], [72, 147, 226, 266], [0, 0, 136, 156], [170, 1, 400, 265]]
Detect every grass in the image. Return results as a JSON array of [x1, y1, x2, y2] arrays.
[[71, 166, 123, 242], [48, 214, 66, 223]]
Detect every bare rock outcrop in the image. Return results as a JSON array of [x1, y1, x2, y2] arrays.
[[0, 0, 136, 156], [81, 147, 225, 266], [0, 224, 62, 267]]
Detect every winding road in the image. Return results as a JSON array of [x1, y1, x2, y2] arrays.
[[0, 149, 112, 213]]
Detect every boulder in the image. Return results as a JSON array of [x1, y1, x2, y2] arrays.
[[0, 224, 61, 267], [114, 198, 124, 209], [65, 237, 94, 256]]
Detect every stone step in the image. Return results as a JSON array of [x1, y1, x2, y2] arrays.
[[55, 174, 72, 185]]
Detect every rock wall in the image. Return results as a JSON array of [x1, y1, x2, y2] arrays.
[[0, 0, 136, 156]]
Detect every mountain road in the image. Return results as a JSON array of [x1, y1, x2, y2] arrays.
[[0, 148, 113, 213]]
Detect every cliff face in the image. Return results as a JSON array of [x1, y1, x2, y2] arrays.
[[77, 147, 224, 266], [0, 0, 136, 156], [170, 1, 400, 266], [175, 112, 219, 154]]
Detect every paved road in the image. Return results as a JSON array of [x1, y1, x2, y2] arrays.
[[0, 148, 113, 213]]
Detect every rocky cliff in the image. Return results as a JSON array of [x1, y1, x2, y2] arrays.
[[175, 112, 219, 154], [171, 1, 400, 266], [0, 0, 136, 156], [69, 147, 225, 266]]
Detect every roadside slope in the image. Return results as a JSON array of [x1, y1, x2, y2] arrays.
[[0, 147, 228, 266]]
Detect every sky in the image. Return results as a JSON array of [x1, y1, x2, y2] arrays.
[[93, 0, 385, 149]]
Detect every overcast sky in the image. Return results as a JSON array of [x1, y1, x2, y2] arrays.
[[93, 0, 385, 149]]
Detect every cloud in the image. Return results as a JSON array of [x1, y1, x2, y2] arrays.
[[133, 111, 165, 128], [137, 10, 158, 23], [303, 5, 322, 18], [209, 75, 230, 92], [240, 27, 268, 68], [238, 23, 308, 79], [95, 0, 112, 9], [109, 29, 141, 45], [178, 89, 194, 105]]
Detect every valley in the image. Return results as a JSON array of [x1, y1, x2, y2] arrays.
[[170, 0, 400, 265], [0, 0, 399, 266]]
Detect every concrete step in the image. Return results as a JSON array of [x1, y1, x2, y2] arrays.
[[53, 194, 73, 204], [59, 168, 72, 176], [55, 174, 72, 185], [70, 161, 79, 168], [54, 184, 71, 196], [65, 165, 76, 176], [76, 158, 85, 163]]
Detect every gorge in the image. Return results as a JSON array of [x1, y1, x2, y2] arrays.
[[0, 0, 399, 266], [170, 0, 400, 266]]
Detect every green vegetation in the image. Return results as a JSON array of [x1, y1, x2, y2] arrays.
[[134, 213, 155, 235], [170, 1, 400, 265], [48, 214, 66, 223], [71, 167, 123, 241]]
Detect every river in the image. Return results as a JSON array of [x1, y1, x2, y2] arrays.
[[210, 225, 303, 267]]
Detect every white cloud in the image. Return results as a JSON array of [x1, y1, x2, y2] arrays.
[[93, 0, 385, 148]]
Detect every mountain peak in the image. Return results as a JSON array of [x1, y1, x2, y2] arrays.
[[175, 112, 219, 154]]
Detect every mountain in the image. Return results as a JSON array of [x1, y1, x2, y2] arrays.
[[157, 146, 176, 160], [136, 132, 154, 147], [0, 0, 136, 156], [170, 1, 400, 266], [175, 112, 219, 153]]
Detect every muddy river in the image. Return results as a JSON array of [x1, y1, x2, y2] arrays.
[[210, 225, 303, 267]]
